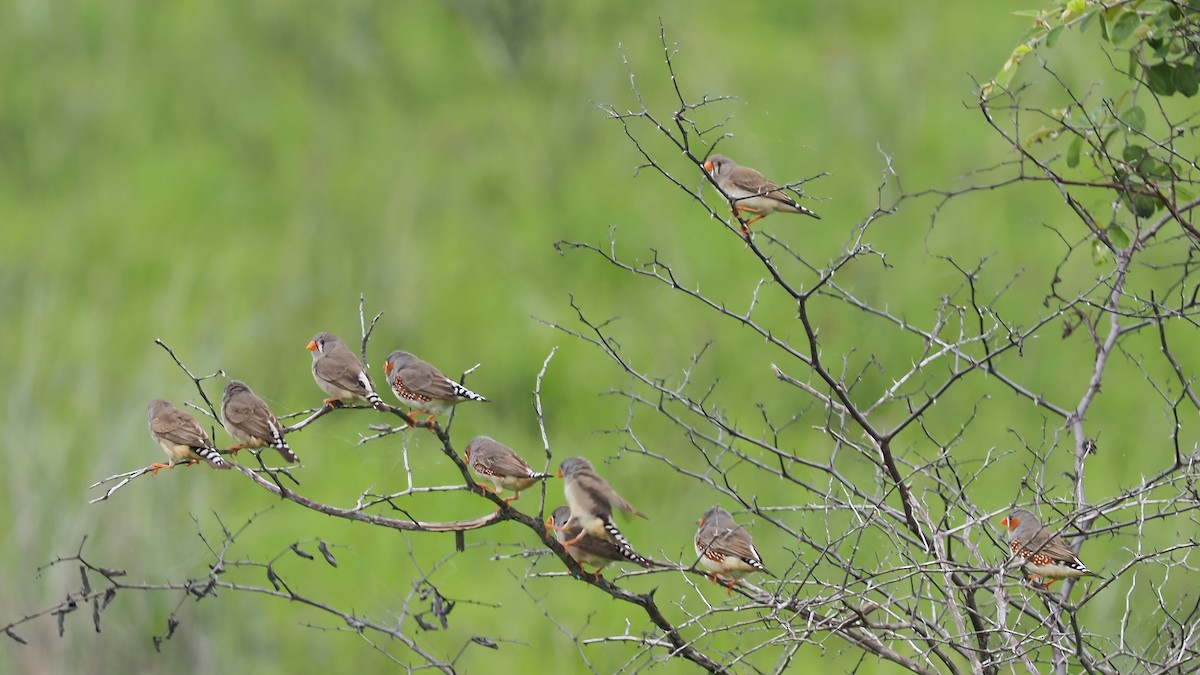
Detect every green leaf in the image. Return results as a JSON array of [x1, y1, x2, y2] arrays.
[[1099, 14, 1111, 41], [1127, 50, 1139, 80], [1092, 239, 1111, 266], [1067, 136, 1082, 168], [1148, 62, 1177, 95], [1140, 157, 1169, 178], [1046, 24, 1065, 47], [1123, 105, 1146, 132], [1110, 12, 1140, 44], [1132, 194, 1159, 217], [1122, 144, 1146, 163], [1080, 11, 1096, 33], [1106, 224, 1131, 249], [1174, 62, 1199, 96]]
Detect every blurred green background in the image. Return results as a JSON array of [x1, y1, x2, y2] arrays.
[[2, 1, 1196, 673]]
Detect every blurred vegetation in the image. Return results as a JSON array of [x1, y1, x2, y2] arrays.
[[1, 1, 1194, 673]]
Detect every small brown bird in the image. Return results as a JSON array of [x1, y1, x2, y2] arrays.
[[703, 154, 820, 235], [548, 505, 654, 580], [695, 506, 771, 591], [465, 435, 551, 503], [221, 380, 298, 463], [307, 332, 385, 409], [383, 350, 488, 423], [555, 457, 647, 563], [1001, 509, 1101, 587], [147, 399, 230, 474]]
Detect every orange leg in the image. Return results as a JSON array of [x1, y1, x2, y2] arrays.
[[148, 462, 175, 476], [503, 491, 521, 505], [227, 444, 247, 455], [322, 397, 344, 409], [735, 206, 766, 235], [723, 578, 739, 595], [560, 532, 586, 547]]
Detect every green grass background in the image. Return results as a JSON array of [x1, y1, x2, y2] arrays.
[[2, 1, 1196, 673]]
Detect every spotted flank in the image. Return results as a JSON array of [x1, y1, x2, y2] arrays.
[[391, 378, 432, 407], [1010, 541, 1095, 579]]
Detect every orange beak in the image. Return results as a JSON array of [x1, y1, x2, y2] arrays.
[[306, 340, 318, 351], [1000, 516, 1017, 529], [384, 361, 393, 375], [703, 160, 714, 173], [556, 469, 564, 478], [464, 446, 472, 462]]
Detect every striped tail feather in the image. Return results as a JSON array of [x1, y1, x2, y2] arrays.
[[602, 519, 651, 567], [358, 372, 386, 409], [268, 422, 298, 463], [451, 382, 488, 403], [196, 447, 230, 469]]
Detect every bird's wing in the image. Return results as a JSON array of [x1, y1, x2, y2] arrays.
[[226, 395, 278, 441], [398, 361, 459, 399], [316, 351, 371, 395], [152, 409, 211, 447]]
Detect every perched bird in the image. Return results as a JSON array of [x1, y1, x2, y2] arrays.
[[221, 380, 298, 463], [1001, 509, 1101, 587], [307, 332, 385, 409], [465, 436, 551, 503], [555, 457, 647, 563], [694, 506, 772, 591], [703, 154, 820, 235], [147, 399, 230, 474], [548, 505, 654, 580], [383, 350, 488, 423]]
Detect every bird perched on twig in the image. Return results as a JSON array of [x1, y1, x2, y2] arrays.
[[147, 399, 230, 474], [554, 457, 647, 565], [548, 506, 656, 581], [307, 332, 385, 409], [703, 154, 820, 235], [1001, 508, 1101, 587], [694, 506, 772, 592], [221, 380, 298, 463], [383, 350, 488, 424], [465, 435, 551, 503]]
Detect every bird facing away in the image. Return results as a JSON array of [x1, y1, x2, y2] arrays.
[[465, 435, 551, 503], [147, 399, 230, 474], [556, 457, 647, 564], [695, 506, 772, 591], [221, 380, 298, 463], [1001, 509, 1100, 587], [307, 332, 385, 409], [703, 154, 820, 235], [382, 350, 488, 423], [549, 505, 654, 580]]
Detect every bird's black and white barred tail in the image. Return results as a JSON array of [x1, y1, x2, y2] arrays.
[[268, 422, 299, 463], [602, 519, 650, 567], [359, 373, 386, 409], [197, 447, 230, 469], [451, 382, 488, 403], [744, 556, 772, 576]]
